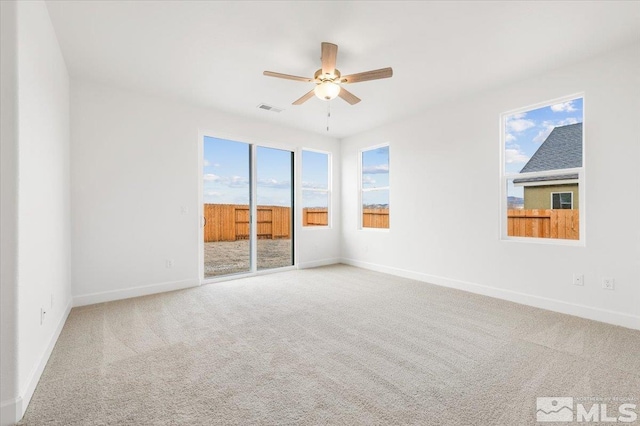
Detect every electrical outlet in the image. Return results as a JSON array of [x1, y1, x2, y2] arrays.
[[573, 274, 584, 286], [166, 259, 174, 269], [180, 206, 189, 215], [40, 307, 46, 325], [51, 293, 54, 309], [602, 277, 615, 290]]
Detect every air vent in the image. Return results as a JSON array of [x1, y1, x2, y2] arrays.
[[257, 103, 284, 113]]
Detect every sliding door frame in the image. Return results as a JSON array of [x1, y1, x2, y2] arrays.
[[198, 130, 298, 285]]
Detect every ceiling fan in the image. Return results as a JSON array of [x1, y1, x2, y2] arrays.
[[263, 42, 393, 106]]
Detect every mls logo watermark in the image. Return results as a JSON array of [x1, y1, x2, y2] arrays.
[[537, 397, 573, 422], [536, 396, 638, 423]]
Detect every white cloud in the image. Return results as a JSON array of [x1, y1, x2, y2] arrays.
[[506, 118, 535, 133], [301, 181, 328, 190], [560, 117, 579, 125], [532, 128, 553, 144], [204, 174, 249, 187], [550, 101, 576, 112], [362, 164, 389, 174], [505, 148, 529, 164], [213, 163, 221, 167], [205, 191, 222, 197], [302, 189, 329, 208], [362, 175, 376, 185], [302, 190, 328, 198], [203, 159, 211, 167], [532, 118, 579, 144], [510, 112, 527, 120], [258, 178, 290, 189], [506, 133, 516, 143], [227, 175, 248, 187]]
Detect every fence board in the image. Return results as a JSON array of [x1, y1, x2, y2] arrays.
[[507, 209, 578, 240], [550, 210, 558, 239], [235, 207, 249, 239], [567, 211, 578, 240], [363, 208, 389, 229], [257, 208, 272, 239], [525, 211, 534, 238], [557, 211, 566, 239], [303, 208, 328, 226], [204, 204, 238, 242], [270, 207, 287, 238], [518, 209, 526, 237]]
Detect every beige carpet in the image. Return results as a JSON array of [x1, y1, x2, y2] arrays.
[[19, 265, 640, 425]]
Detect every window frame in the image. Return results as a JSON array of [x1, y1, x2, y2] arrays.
[[359, 143, 390, 231], [499, 93, 585, 245], [300, 148, 332, 229], [551, 191, 573, 210]]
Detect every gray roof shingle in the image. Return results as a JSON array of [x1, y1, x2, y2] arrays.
[[514, 123, 582, 184]]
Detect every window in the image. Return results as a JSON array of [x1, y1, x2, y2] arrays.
[[360, 144, 389, 229], [301, 150, 330, 227], [551, 192, 573, 209], [501, 95, 584, 241]]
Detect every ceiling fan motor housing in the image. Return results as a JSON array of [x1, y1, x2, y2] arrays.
[[314, 68, 341, 83]]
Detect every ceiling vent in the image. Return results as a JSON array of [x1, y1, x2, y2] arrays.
[[257, 103, 284, 113]]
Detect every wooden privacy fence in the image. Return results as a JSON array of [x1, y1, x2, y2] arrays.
[[507, 209, 579, 240], [363, 208, 389, 229], [303, 208, 329, 226], [204, 205, 391, 241], [204, 204, 291, 242]]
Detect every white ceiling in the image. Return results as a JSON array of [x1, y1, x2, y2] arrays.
[[46, 1, 640, 139]]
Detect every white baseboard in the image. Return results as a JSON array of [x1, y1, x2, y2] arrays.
[[340, 258, 640, 331], [1, 397, 20, 426], [298, 257, 340, 269], [10, 299, 73, 425], [73, 279, 199, 307]]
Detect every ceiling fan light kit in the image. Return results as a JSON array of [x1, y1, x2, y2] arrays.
[[314, 81, 341, 100], [263, 42, 393, 106]]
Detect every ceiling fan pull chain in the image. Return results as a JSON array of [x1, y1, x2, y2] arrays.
[[327, 102, 331, 132]]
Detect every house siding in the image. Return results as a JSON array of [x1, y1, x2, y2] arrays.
[[523, 184, 579, 209]]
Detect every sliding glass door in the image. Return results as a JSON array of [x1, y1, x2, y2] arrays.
[[202, 137, 293, 279], [256, 146, 294, 270], [202, 137, 251, 278]]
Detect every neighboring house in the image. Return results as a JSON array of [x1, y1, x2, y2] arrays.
[[514, 122, 582, 209]]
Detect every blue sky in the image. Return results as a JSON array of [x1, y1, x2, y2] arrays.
[[203, 137, 293, 207], [204, 138, 335, 207], [362, 146, 389, 206], [505, 97, 583, 198], [301, 150, 329, 208]]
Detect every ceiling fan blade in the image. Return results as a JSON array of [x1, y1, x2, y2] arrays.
[[339, 67, 393, 84], [292, 89, 316, 105], [338, 87, 361, 105], [263, 71, 313, 83], [321, 42, 338, 76]]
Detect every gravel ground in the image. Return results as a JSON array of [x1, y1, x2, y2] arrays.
[[204, 239, 293, 277]]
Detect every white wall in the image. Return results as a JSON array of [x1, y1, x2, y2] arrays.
[[0, 1, 19, 424], [341, 43, 640, 330], [70, 80, 341, 304], [2, 1, 73, 424]]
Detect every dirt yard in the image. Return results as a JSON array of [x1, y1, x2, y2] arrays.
[[204, 239, 293, 277]]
